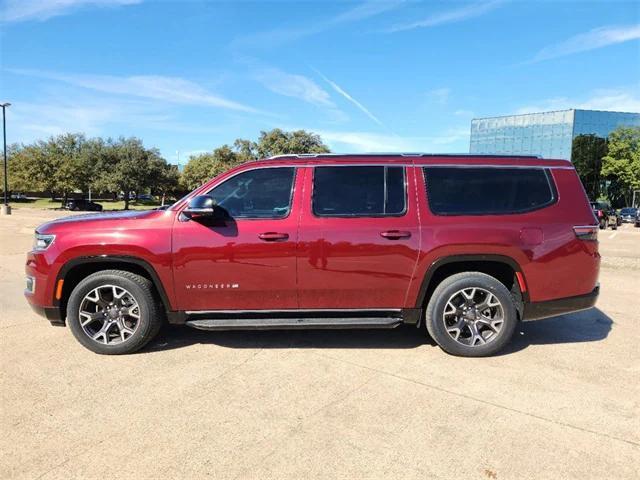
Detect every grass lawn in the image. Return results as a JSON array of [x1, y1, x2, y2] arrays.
[[9, 198, 164, 211]]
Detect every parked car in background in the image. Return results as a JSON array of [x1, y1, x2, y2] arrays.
[[10, 193, 28, 200], [64, 199, 103, 212], [590, 201, 617, 230], [137, 194, 154, 201], [26, 154, 600, 358], [620, 207, 638, 223]]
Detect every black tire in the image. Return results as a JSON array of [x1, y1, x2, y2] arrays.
[[599, 219, 606, 230], [425, 272, 518, 357], [611, 223, 617, 230], [66, 270, 163, 354]]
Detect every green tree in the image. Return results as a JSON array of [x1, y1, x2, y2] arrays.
[[150, 158, 180, 205], [180, 145, 241, 191], [251, 128, 330, 158], [47, 133, 95, 204], [601, 126, 640, 207], [93, 137, 164, 210], [2, 144, 43, 194], [571, 134, 607, 200], [7, 133, 95, 203]]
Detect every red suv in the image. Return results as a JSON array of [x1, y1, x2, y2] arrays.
[[25, 154, 600, 357]]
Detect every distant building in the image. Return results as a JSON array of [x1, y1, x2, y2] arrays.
[[469, 109, 640, 160]]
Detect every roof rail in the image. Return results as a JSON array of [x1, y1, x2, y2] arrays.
[[267, 153, 544, 159]]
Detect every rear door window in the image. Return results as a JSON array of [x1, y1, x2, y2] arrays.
[[423, 167, 556, 215], [312, 166, 406, 217]]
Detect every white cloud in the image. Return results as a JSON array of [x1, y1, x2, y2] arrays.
[[333, 0, 407, 24], [234, 0, 406, 48], [7, 97, 172, 141], [314, 69, 385, 127], [531, 24, 640, 62], [515, 87, 640, 114], [9, 69, 261, 113], [1, 0, 141, 23], [254, 68, 335, 108], [428, 87, 451, 105], [317, 127, 469, 153], [455, 109, 475, 117], [385, 0, 504, 33]]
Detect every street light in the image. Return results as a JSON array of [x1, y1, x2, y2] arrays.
[[1, 102, 10, 215]]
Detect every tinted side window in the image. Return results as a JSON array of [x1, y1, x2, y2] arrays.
[[207, 167, 295, 219], [424, 167, 556, 215], [313, 166, 406, 217]]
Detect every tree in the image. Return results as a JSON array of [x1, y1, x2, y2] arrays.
[[571, 134, 607, 200], [46, 133, 95, 204], [93, 137, 165, 210], [251, 128, 330, 158], [150, 158, 180, 205], [1, 144, 44, 194], [180, 145, 241, 191], [601, 126, 640, 207]]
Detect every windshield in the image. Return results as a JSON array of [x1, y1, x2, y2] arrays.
[[620, 208, 637, 214]]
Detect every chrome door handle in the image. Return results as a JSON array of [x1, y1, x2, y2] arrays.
[[258, 232, 289, 241], [380, 230, 411, 240]]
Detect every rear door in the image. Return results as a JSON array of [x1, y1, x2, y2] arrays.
[[296, 163, 421, 309]]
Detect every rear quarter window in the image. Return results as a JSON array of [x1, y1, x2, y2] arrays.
[[423, 167, 557, 216]]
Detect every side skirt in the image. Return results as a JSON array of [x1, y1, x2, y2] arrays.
[[177, 308, 421, 330]]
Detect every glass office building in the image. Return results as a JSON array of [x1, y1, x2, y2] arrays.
[[469, 109, 640, 160]]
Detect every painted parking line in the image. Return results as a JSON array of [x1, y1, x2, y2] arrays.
[[609, 232, 618, 239]]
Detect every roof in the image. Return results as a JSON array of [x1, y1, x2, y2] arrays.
[[267, 153, 542, 160], [243, 153, 572, 169]]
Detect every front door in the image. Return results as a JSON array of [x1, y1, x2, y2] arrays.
[[297, 164, 420, 309], [172, 166, 302, 311]]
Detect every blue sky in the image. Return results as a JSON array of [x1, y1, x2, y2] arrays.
[[1, 0, 639, 164]]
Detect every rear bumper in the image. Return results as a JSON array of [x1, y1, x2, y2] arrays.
[[28, 302, 65, 326], [522, 285, 599, 321]]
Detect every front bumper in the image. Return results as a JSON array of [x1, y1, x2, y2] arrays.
[[28, 303, 65, 326], [522, 285, 599, 321]]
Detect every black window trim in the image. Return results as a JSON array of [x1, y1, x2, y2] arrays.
[[422, 166, 558, 216], [205, 166, 297, 220], [311, 165, 408, 218]]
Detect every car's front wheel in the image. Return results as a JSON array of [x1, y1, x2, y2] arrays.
[[425, 272, 518, 357], [66, 270, 163, 354]]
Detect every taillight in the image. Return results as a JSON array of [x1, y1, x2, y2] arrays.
[[574, 226, 598, 241], [596, 210, 603, 218]]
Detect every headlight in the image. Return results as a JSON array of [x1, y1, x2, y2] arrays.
[[33, 233, 55, 251]]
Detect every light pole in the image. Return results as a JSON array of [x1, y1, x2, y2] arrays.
[[1, 102, 10, 215]]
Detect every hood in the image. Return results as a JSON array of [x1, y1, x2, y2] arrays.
[[36, 209, 164, 233]]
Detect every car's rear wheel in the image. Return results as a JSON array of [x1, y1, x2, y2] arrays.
[[425, 272, 518, 357], [599, 219, 606, 230], [67, 270, 163, 354]]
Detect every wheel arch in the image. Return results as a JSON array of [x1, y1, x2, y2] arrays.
[[54, 256, 173, 322], [415, 254, 528, 315]]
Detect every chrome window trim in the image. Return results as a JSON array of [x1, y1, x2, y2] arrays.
[[422, 166, 559, 216], [201, 166, 298, 221], [310, 165, 408, 218]]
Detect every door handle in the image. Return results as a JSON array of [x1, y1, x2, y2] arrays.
[[258, 232, 289, 241], [380, 230, 411, 240]]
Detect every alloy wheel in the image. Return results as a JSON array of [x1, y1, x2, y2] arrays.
[[78, 285, 141, 345], [442, 287, 504, 347]]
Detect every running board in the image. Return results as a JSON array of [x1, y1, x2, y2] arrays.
[[185, 316, 403, 331]]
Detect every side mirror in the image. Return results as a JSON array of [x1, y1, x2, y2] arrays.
[[183, 195, 226, 220]]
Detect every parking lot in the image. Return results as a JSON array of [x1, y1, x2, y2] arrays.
[[1, 208, 639, 479]]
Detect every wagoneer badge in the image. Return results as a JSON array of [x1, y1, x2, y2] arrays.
[[186, 283, 239, 290]]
